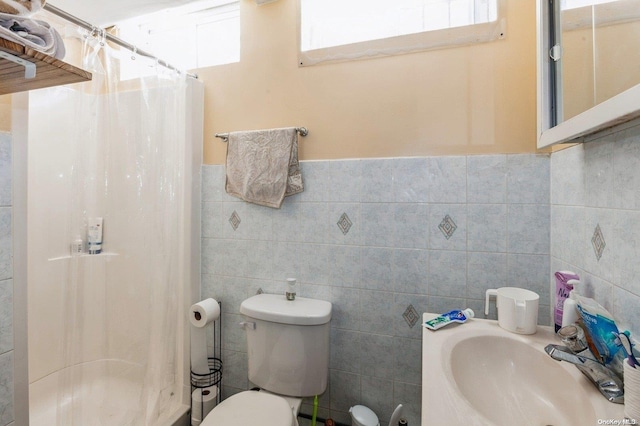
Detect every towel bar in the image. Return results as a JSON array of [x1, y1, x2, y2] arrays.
[[215, 127, 308, 143]]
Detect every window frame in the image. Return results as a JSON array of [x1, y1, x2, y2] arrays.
[[297, 0, 507, 67]]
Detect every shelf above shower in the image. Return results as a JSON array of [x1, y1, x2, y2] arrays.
[[0, 38, 92, 95], [48, 252, 119, 262]]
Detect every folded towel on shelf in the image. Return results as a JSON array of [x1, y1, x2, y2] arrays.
[[0, 11, 65, 59], [0, 0, 46, 16], [225, 127, 304, 208]]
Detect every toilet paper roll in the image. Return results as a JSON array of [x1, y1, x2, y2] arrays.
[[190, 298, 220, 328], [191, 386, 218, 422], [190, 326, 210, 376]]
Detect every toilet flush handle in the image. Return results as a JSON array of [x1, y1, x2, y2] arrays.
[[239, 321, 256, 330]]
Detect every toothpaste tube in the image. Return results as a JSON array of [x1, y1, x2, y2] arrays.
[[424, 308, 474, 331]]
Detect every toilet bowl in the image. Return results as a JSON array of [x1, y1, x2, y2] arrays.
[[201, 390, 298, 426]]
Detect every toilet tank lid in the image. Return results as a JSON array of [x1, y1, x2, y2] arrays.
[[240, 294, 332, 325]]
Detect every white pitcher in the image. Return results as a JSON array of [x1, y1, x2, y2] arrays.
[[485, 287, 539, 334]]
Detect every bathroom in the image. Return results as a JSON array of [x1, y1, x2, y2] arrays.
[[1, 0, 640, 425]]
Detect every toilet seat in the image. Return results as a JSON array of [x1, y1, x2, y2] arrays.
[[201, 390, 296, 426]]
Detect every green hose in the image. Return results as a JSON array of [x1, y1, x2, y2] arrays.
[[311, 395, 318, 426]]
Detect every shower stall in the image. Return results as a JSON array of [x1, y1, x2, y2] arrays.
[[12, 15, 203, 426]]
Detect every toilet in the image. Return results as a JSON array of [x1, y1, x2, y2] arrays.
[[201, 293, 332, 426]]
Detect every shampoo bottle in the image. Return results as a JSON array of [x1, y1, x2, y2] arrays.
[[87, 217, 103, 254]]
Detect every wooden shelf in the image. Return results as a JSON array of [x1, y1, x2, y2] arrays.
[[0, 38, 91, 95]]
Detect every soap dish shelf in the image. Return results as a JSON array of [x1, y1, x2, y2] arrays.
[[48, 252, 119, 262]]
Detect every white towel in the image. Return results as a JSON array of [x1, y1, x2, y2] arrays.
[[225, 127, 304, 208], [0, 12, 65, 59]]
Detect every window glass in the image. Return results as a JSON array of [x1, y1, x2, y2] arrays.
[[299, 0, 504, 65], [117, 0, 239, 78]]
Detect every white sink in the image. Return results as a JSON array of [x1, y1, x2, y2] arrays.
[[422, 313, 625, 425]]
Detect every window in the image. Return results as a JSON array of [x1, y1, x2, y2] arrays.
[[536, 0, 640, 148], [116, 0, 239, 78], [299, 0, 505, 66]]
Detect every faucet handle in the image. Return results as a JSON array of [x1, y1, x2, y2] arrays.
[[558, 324, 588, 353]]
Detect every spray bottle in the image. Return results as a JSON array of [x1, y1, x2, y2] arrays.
[[561, 279, 580, 327]]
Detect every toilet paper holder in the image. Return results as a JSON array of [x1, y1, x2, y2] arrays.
[[191, 358, 223, 389], [190, 299, 223, 423]]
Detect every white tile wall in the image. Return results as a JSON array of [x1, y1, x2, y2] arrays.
[[201, 153, 551, 424], [0, 209, 12, 281], [0, 132, 13, 426], [0, 280, 12, 356], [0, 351, 13, 426], [550, 122, 640, 338], [467, 155, 507, 204]]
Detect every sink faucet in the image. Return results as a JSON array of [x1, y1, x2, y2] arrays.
[[544, 325, 624, 404]]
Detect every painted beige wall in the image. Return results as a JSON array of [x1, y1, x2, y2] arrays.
[[1, 1, 539, 160], [0, 95, 11, 132], [199, 0, 539, 164]]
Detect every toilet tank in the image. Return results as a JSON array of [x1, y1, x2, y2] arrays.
[[240, 294, 332, 397]]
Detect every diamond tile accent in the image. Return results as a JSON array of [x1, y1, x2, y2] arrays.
[[229, 210, 241, 231], [438, 214, 457, 240], [337, 212, 353, 235], [403, 304, 420, 328], [256, 287, 264, 295], [591, 224, 606, 261]]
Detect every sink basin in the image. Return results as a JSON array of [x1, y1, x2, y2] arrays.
[[449, 335, 594, 424], [422, 314, 625, 425]]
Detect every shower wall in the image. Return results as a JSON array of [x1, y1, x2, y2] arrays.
[[20, 78, 204, 421], [27, 86, 107, 381]]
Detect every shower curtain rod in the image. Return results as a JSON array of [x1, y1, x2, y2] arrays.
[[42, 3, 198, 79], [215, 127, 309, 142]]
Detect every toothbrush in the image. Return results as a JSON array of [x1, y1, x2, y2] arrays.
[[616, 332, 639, 368]]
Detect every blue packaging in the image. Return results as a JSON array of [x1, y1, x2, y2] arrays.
[[575, 295, 621, 365]]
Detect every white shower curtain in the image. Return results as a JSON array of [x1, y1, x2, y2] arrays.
[[27, 24, 191, 426]]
